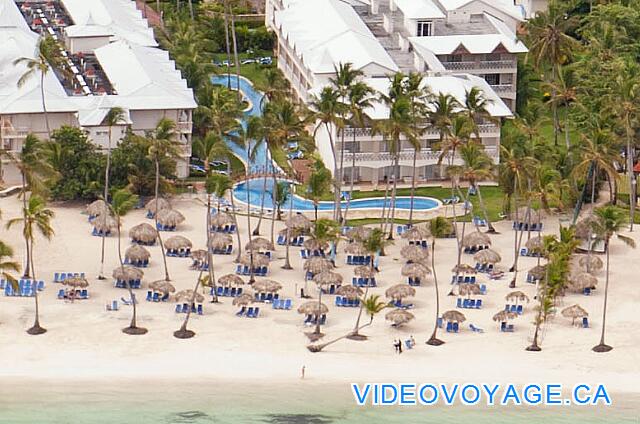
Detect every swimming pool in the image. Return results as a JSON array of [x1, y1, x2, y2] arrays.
[[233, 179, 440, 212], [212, 74, 440, 213]]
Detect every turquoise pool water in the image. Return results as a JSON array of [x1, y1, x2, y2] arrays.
[[0, 382, 637, 423], [233, 179, 440, 211]]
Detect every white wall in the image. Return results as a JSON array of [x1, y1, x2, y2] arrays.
[[66, 36, 111, 54]]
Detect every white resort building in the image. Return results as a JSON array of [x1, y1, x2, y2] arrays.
[[266, 0, 532, 187], [0, 0, 196, 178]]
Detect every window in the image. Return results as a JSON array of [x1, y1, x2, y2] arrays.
[[484, 74, 500, 85], [448, 55, 463, 63], [416, 21, 432, 37]]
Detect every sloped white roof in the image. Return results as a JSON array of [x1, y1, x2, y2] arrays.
[[395, 0, 445, 19], [355, 74, 513, 120], [65, 24, 114, 38], [438, 0, 525, 21], [61, 0, 157, 46], [274, 0, 398, 75]]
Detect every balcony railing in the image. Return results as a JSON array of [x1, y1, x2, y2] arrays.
[[176, 121, 192, 133], [1, 127, 29, 139], [490, 84, 515, 93], [339, 147, 499, 164], [441, 60, 517, 71], [342, 124, 499, 139]]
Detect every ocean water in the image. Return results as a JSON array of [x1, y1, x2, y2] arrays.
[[0, 382, 637, 423]]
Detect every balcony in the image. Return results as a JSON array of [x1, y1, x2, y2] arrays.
[[1, 126, 29, 140], [342, 123, 500, 140], [176, 121, 192, 133], [339, 147, 499, 165], [490, 84, 515, 94], [440, 60, 517, 72]]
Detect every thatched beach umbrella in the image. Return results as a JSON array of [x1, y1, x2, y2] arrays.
[[458, 283, 482, 297], [346, 226, 372, 240], [493, 310, 518, 322], [525, 236, 544, 253], [210, 212, 234, 228], [93, 213, 116, 234], [146, 198, 170, 215], [510, 207, 542, 224], [401, 245, 429, 263], [112, 266, 143, 282], [575, 216, 599, 240], [313, 271, 343, 286], [297, 301, 328, 316], [578, 256, 603, 273], [401, 262, 431, 278], [156, 209, 185, 227], [286, 214, 311, 230], [474, 248, 501, 264], [385, 283, 416, 300], [569, 272, 598, 291], [129, 223, 158, 244], [442, 310, 466, 323], [245, 237, 274, 251], [252, 279, 282, 293], [125, 244, 151, 263], [87, 199, 108, 217], [344, 241, 367, 255], [218, 274, 245, 287], [385, 309, 415, 326], [401, 226, 430, 241], [462, 231, 491, 248], [451, 264, 477, 274], [191, 249, 208, 262], [165, 235, 192, 251], [561, 304, 589, 325], [62, 276, 89, 288], [336, 285, 363, 299], [354, 265, 377, 278], [239, 253, 269, 267], [149, 281, 175, 294], [175, 289, 204, 304], [505, 291, 530, 305], [528, 264, 547, 281], [303, 257, 334, 274], [233, 293, 255, 306], [304, 239, 329, 252], [209, 233, 233, 250]]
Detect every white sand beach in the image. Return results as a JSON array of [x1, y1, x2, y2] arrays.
[[1, 193, 638, 393]]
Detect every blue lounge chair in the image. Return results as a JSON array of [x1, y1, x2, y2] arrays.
[[583, 287, 591, 296], [335, 296, 342, 306], [516, 305, 523, 314], [272, 299, 281, 309], [57, 289, 65, 299], [480, 284, 487, 295], [252, 307, 260, 318], [510, 305, 518, 313], [146, 291, 153, 302], [468, 299, 476, 308], [437, 317, 443, 328], [284, 299, 292, 310], [520, 248, 528, 256], [501, 321, 507, 332], [507, 324, 514, 332], [582, 317, 589, 328], [223, 287, 231, 297], [246, 307, 254, 318], [456, 298, 463, 308], [446, 322, 453, 332], [475, 299, 483, 309], [452, 322, 459, 333], [161, 293, 169, 302], [175, 304, 183, 313], [236, 306, 246, 317], [470, 324, 484, 333], [319, 314, 326, 325], [462, 298, 470, 308], [197, 304, 203, 315], [153, 292, 160, 302], [505, 304, 510, 311], [80, 289, 89, 299]]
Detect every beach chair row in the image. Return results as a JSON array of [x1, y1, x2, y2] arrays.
[[4, 279, 43, 297], [235, 265, 268, 276], [211, 245, 233, 255], [500, 322, 515, 332], [352, 277, 377, 287], [335, 296, 360, 307], [213, 286, 244, 297], [272, 298, 292, 310], [526, 274, 541, 284], [464, 245, 490, 254], [475, 263, 494, 273], [513, 222, 543, 231], [124, 258, 149, 267], [408, 240, 429, 248], [236, 306, 259, 318], [446, 322, 460, 332], [167, 249, 191, 258], [57, 289, 89, 300], [505, 304, 523, 314], [156, 223, 177, 231], [457, 298, 483, 309], [53, 272, 85, 283], [277, 235, 304, 246], [451, 275, 477, 284], [346, 255, 371, 265], [92, 228, 111, 237], [304, 314, 326, 325], [114, 279, 142, 289], [408, 277, 422, 286], [1, 278, 44, 290], [211, 224, 236, 234], [321, 284, 339, 295], [300, 249, 325, 259], [146, 291, 170, 302], [255, 292, 279, 303], [389, 299, 413, 309], [520, 248, 542, 257], [175, 303, 204, 315]]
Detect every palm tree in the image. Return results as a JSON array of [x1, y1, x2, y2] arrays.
[[343, 81, 375, 224], [13, 36, 66, 139], [590, 206, 635, 352], [307, 294, 387, 353], [149, 118, 179, 282], [459, 143, 496, 233], [282, 181, 297, 271], [192, 132, 232, 176], [437, 116, 471, 168], [109, 189, 145, 335], [309, 86, 345, 222], [99, 107, 127, 280], [426, 216, 452, 346], [405, 72, 429, 226], [543, 66, 577, 150], [0, 240, 20, 290], [6, 195, 54, 335], [463, 87, 495, 144], [273, 181, 290, 221], [174, 270, 206, 339], [349, 228, 392, 340], [306, 163, 332, 222], [205, 174, 233, 303]]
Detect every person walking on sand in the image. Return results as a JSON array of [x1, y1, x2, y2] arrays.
[[393, 339, 399, 353], [301, 365, 305, 379], [410, 335, 416, 348], [398, 340, 403, 354]]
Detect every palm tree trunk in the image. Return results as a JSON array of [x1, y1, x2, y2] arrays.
[[20, 172, 31, 278], [206, 193, 218, 302], [99, 127, 112, 280], [226, 159, 243, 263], [509, 204, 531, 289], [253, 152, 269, 235], [230, 8, 241, 97], [326, 123, 341, 223], [337, 125, 347, 223], [41, 72, 50, 139], [187, 0, 194, 20], [626, 122, 635, 232], [313, 285, 324, 336], [343, 130, 357, 224], [270, 175, 277, 245], [408, 149, 418, 226], [222, 1, 232, 89], [154, 158, 170, 281], [119, 216, 146, 335], [379, 171, 391, 234], [175, 268, 204, 339], [387, 153, 399, 240], [282, 184, 294, 270], [26, 236, 45, 335], [593, 243, 612, 352], [349, 259, 374, 339], [476, 183, 495, 233], [245, 146, 255, 283], [426, 239, 443, 345]]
